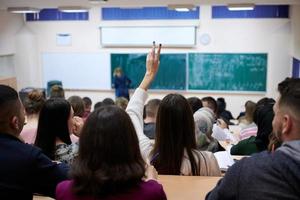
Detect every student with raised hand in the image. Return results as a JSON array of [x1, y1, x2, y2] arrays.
[[56, 104, 166, 200], [126, 43, 221, 176], [34, 98, 82, 165], [0, 85, 68, 200], [206, 78, 300, 200]]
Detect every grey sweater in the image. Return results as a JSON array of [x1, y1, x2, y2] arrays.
[[206, 140, 300, 200]]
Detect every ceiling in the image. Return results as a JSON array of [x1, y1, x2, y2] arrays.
[[0, 0, 299, 10]]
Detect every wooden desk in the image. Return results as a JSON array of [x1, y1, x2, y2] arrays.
[[33, 196, 54, 200], [158, 175, 221, 200], [232, 155, 249, 160]]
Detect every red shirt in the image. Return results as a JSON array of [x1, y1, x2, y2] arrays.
[[56, 179, 167, 200]]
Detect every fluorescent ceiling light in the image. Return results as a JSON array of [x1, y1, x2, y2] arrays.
[[228, 4, 255, 11], [58, 6, 89, 13], [89, 0, 108, 4], [168, 4, 196, 12], [7, 7, 40, 13], [175, 8, 190, 12]]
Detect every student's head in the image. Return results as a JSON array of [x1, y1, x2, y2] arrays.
[[35, 98, 73, 160], [202, 96, 218, 115], [68, 96, 85, 117], [253, 98, 275, 151], [71, 106, 145, 197], [273, 78, 300, 141], [102, 98, 115, 106], [244, 100, 256, 122], [187, 97, 203, 114], [113, 67, 123, 77], [0, 85, 25, 136], [145, 99, 161, 119], [115, 97, 128, 110], [50, 85, 65, 99], [23, 90, 45, 116], [153, 93, 199, 175], [83, 97, 92, 113], [194, 107, 215, 138], [216, 97, 226, 114], [94, 101, 103, 110]]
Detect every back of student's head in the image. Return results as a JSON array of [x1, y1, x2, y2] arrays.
[[277, 77, 300, 120], [94, 101, 103, 110], [216, 97, 226, 114], [194, 107, 215, 137], [35, 98, 72, 160], [102, 98, 115, 106], [115, 97, 129, 110], [202, 96, 218, 115], [244, 100, 256, 122], [71, 106, 145, 197], [50, 85, 65, 99], [83, 97, 92, 109], [145, 99, 161, 118], [0, 85, 23, 134], [153, 93, 198, 175], [68, 96, 85, 117], [187, 97, 203, 114], [23, 90, 45, 116], [253, 98, 275, 151]]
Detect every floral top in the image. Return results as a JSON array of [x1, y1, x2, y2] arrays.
[[55, 143, 79, 165]]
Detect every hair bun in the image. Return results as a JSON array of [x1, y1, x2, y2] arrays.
[[28, 90, 43, 102]]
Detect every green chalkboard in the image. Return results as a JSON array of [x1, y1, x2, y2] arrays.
[[111, 53, 186, 90], [188, 53, 267, 92]]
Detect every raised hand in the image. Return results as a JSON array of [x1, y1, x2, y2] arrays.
[[139, 42, 162, 90]]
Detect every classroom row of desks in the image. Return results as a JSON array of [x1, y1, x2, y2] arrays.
[[34, 175, 222, 200]]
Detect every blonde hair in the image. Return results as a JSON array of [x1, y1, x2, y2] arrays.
[[115, 97, 128, 110], [113, 67, 123, 76]]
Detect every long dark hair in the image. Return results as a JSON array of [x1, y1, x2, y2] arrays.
[[35, 98, 72, 160], [71, 106, 145, 197], [253, 98, 275, 151], [152, 94, 199, 175]]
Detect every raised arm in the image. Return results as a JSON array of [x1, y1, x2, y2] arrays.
[[126, 42, 161, 159]]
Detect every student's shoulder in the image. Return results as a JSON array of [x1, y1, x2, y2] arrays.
[[140, 180, 166, 200], [233, 150, 274, 172], [56, 180, 73, 199]]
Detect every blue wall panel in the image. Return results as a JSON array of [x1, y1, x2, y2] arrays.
[[102, 7, 199, 20], [292, 57, 300, 78], [26, 9, 89, 21], [212, 5, 289, 19]]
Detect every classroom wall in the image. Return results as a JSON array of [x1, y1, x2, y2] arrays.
[[9, 5, 293, 117], [0, 11, 24, 55], [0, 55, 15, 77], [291, 5, 300, 59]]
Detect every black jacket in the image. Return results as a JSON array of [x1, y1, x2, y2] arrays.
[[0, 133, 69, 200], [206, 140, 300, 200]]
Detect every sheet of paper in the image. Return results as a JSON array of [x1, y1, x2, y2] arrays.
[[214, 151, 235, 171]]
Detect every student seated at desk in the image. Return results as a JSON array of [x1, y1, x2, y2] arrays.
[[194, 107, 220, 153], [202, 96, 236, 143], [143, 98, 161, 139], [238, 100, 257, 141], [0, 85, 68, 200], [20, 89, 45, 144], [127, 43, 221, 176], [34, 98, 83, 165], [206, 78, 300, 200], [230, 98, 274, 155], [56, 105, 166, 200]]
